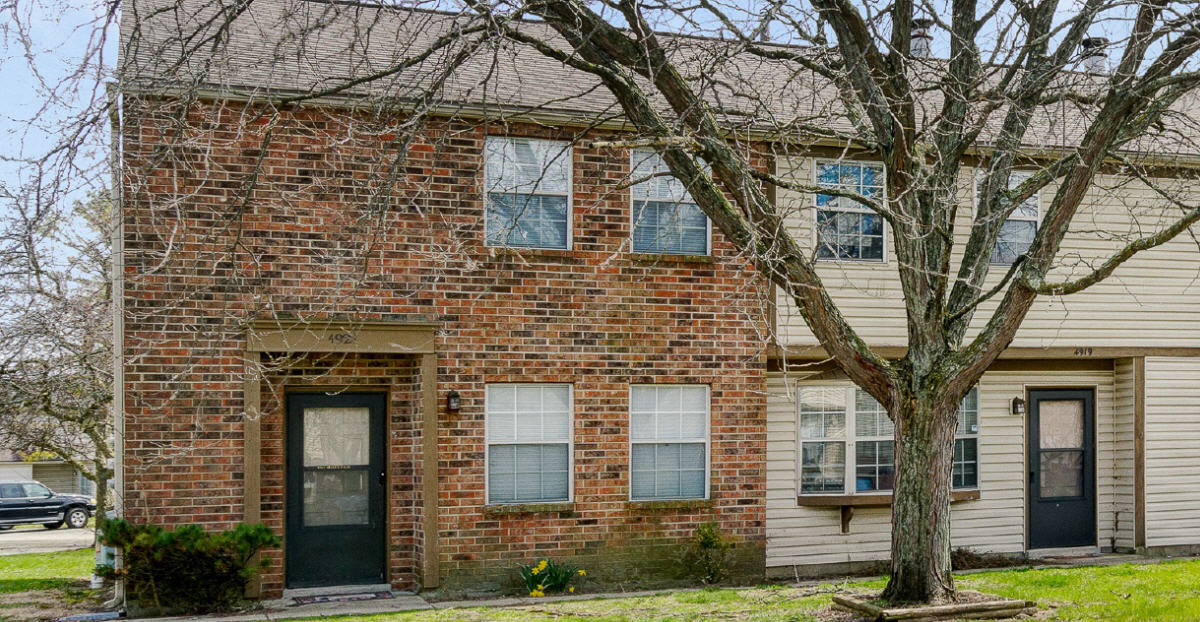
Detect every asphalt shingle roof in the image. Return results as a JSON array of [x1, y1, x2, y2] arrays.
[[119, 0, 1200, 158]]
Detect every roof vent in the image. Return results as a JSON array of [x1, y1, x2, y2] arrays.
[[1081, 37, 1109, 73], [912, 18, 934, 58]]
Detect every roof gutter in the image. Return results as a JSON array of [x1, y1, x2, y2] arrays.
[[119, 83, 1200, 172]]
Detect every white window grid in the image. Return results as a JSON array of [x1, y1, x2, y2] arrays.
[[812, 159, 887, 263], [798, 385, 980, 495], [974, 169, 1040, 264], [629, 150, 712, 256], [853, 390, 895, 492], [798, 386, 848, 494], [483, 136, 573, 250], [628, 384, 711, 501], [484, 383, 574, 504], [954, 387, 980, 489]]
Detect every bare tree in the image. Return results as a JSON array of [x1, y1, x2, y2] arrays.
[[8, 0, 1200, 605], [454, 0, 1200, 602], [0, 189, 114, 520]]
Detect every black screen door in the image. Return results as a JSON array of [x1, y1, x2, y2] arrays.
[[286, 392, 386, 588], [1028, 388, 1096, 549]]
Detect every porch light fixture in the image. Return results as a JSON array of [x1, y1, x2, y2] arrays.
[[1011, 396, 1026, 416], [446, 390, 462, 414]]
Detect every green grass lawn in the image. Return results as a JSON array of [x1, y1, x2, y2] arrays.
[[964, 560, 1200, 621], [0, 548, 100, 622], [300, 559, 1200, 622], [5, 550, 1200, 621], [0, 548, 93, 594]]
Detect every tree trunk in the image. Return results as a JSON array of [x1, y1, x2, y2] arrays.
[[89, 454, 112, 548], [882, 393, 959, 604]]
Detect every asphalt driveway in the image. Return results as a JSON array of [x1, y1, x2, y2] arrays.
[[0, 525, 94, 555]]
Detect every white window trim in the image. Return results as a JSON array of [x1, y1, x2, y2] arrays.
[[973, 169, 1042, 265], [854, 397, 894, 493], [628, 150, 712, 257], [811, 158, 888, 264], [796, 385, 981, 496], [796, 386, 852, 495], [953, 389, 981, 490], [627, 384, 711, 501], [483, 136, 574, 251], [483, 383, 575, 505]]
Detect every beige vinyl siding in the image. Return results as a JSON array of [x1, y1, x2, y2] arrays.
[[766, 366, 1120, 569], [1112, 358, 1138, 551], [1143, 356, 1200, 548], [775, 158, 1200, 348]]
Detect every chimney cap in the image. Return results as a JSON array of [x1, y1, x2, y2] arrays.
[[1080, 36, 1109, 73], [912, 17, 935, 29]]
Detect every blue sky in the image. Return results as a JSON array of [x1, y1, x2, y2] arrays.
[[0, 0, 115, 209]]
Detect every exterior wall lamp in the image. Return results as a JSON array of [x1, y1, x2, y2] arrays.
[[446, 390, 462, 414], [1011, 396, 1026, 416]]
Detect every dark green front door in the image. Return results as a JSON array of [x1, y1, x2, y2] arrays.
[[286, 392, 386, 588], [1028, 388, 1096, 549]]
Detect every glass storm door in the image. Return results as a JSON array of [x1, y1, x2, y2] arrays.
[[286, 392, 386, 588], [1028, 389, 1096, 549]]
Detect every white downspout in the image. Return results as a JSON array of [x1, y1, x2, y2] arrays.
[[105, 80, 126, 610]]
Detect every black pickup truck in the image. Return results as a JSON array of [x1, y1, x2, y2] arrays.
[[0, 481, 96, 530]]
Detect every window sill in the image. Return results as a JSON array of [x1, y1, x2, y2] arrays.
[[813, 257, 887, 265], [628, 498, 714, 511], [486, 247, 576, 260], [796, 489, 980, 507], [627, 253, 715, 264], [482, 502, 576, 516], [798, 490, 979, 534]]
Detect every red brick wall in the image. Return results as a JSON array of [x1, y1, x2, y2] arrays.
[[121, 99, 769, 596]]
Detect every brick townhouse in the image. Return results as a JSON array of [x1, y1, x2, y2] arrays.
[[117, 0, 771, 597], [118, 0, 1200, 600]]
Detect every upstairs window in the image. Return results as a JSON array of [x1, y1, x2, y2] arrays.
[[630, 385, 709, 500], [798, 386, 980, 495], [485, 137, 571, 250], [630, 150, 710, 255], [814, 161, 885, 261], [486, 384, 572, 504], [978, 170, 1039, 264]]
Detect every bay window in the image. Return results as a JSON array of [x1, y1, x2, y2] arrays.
[[798, 386, 980, 495]]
